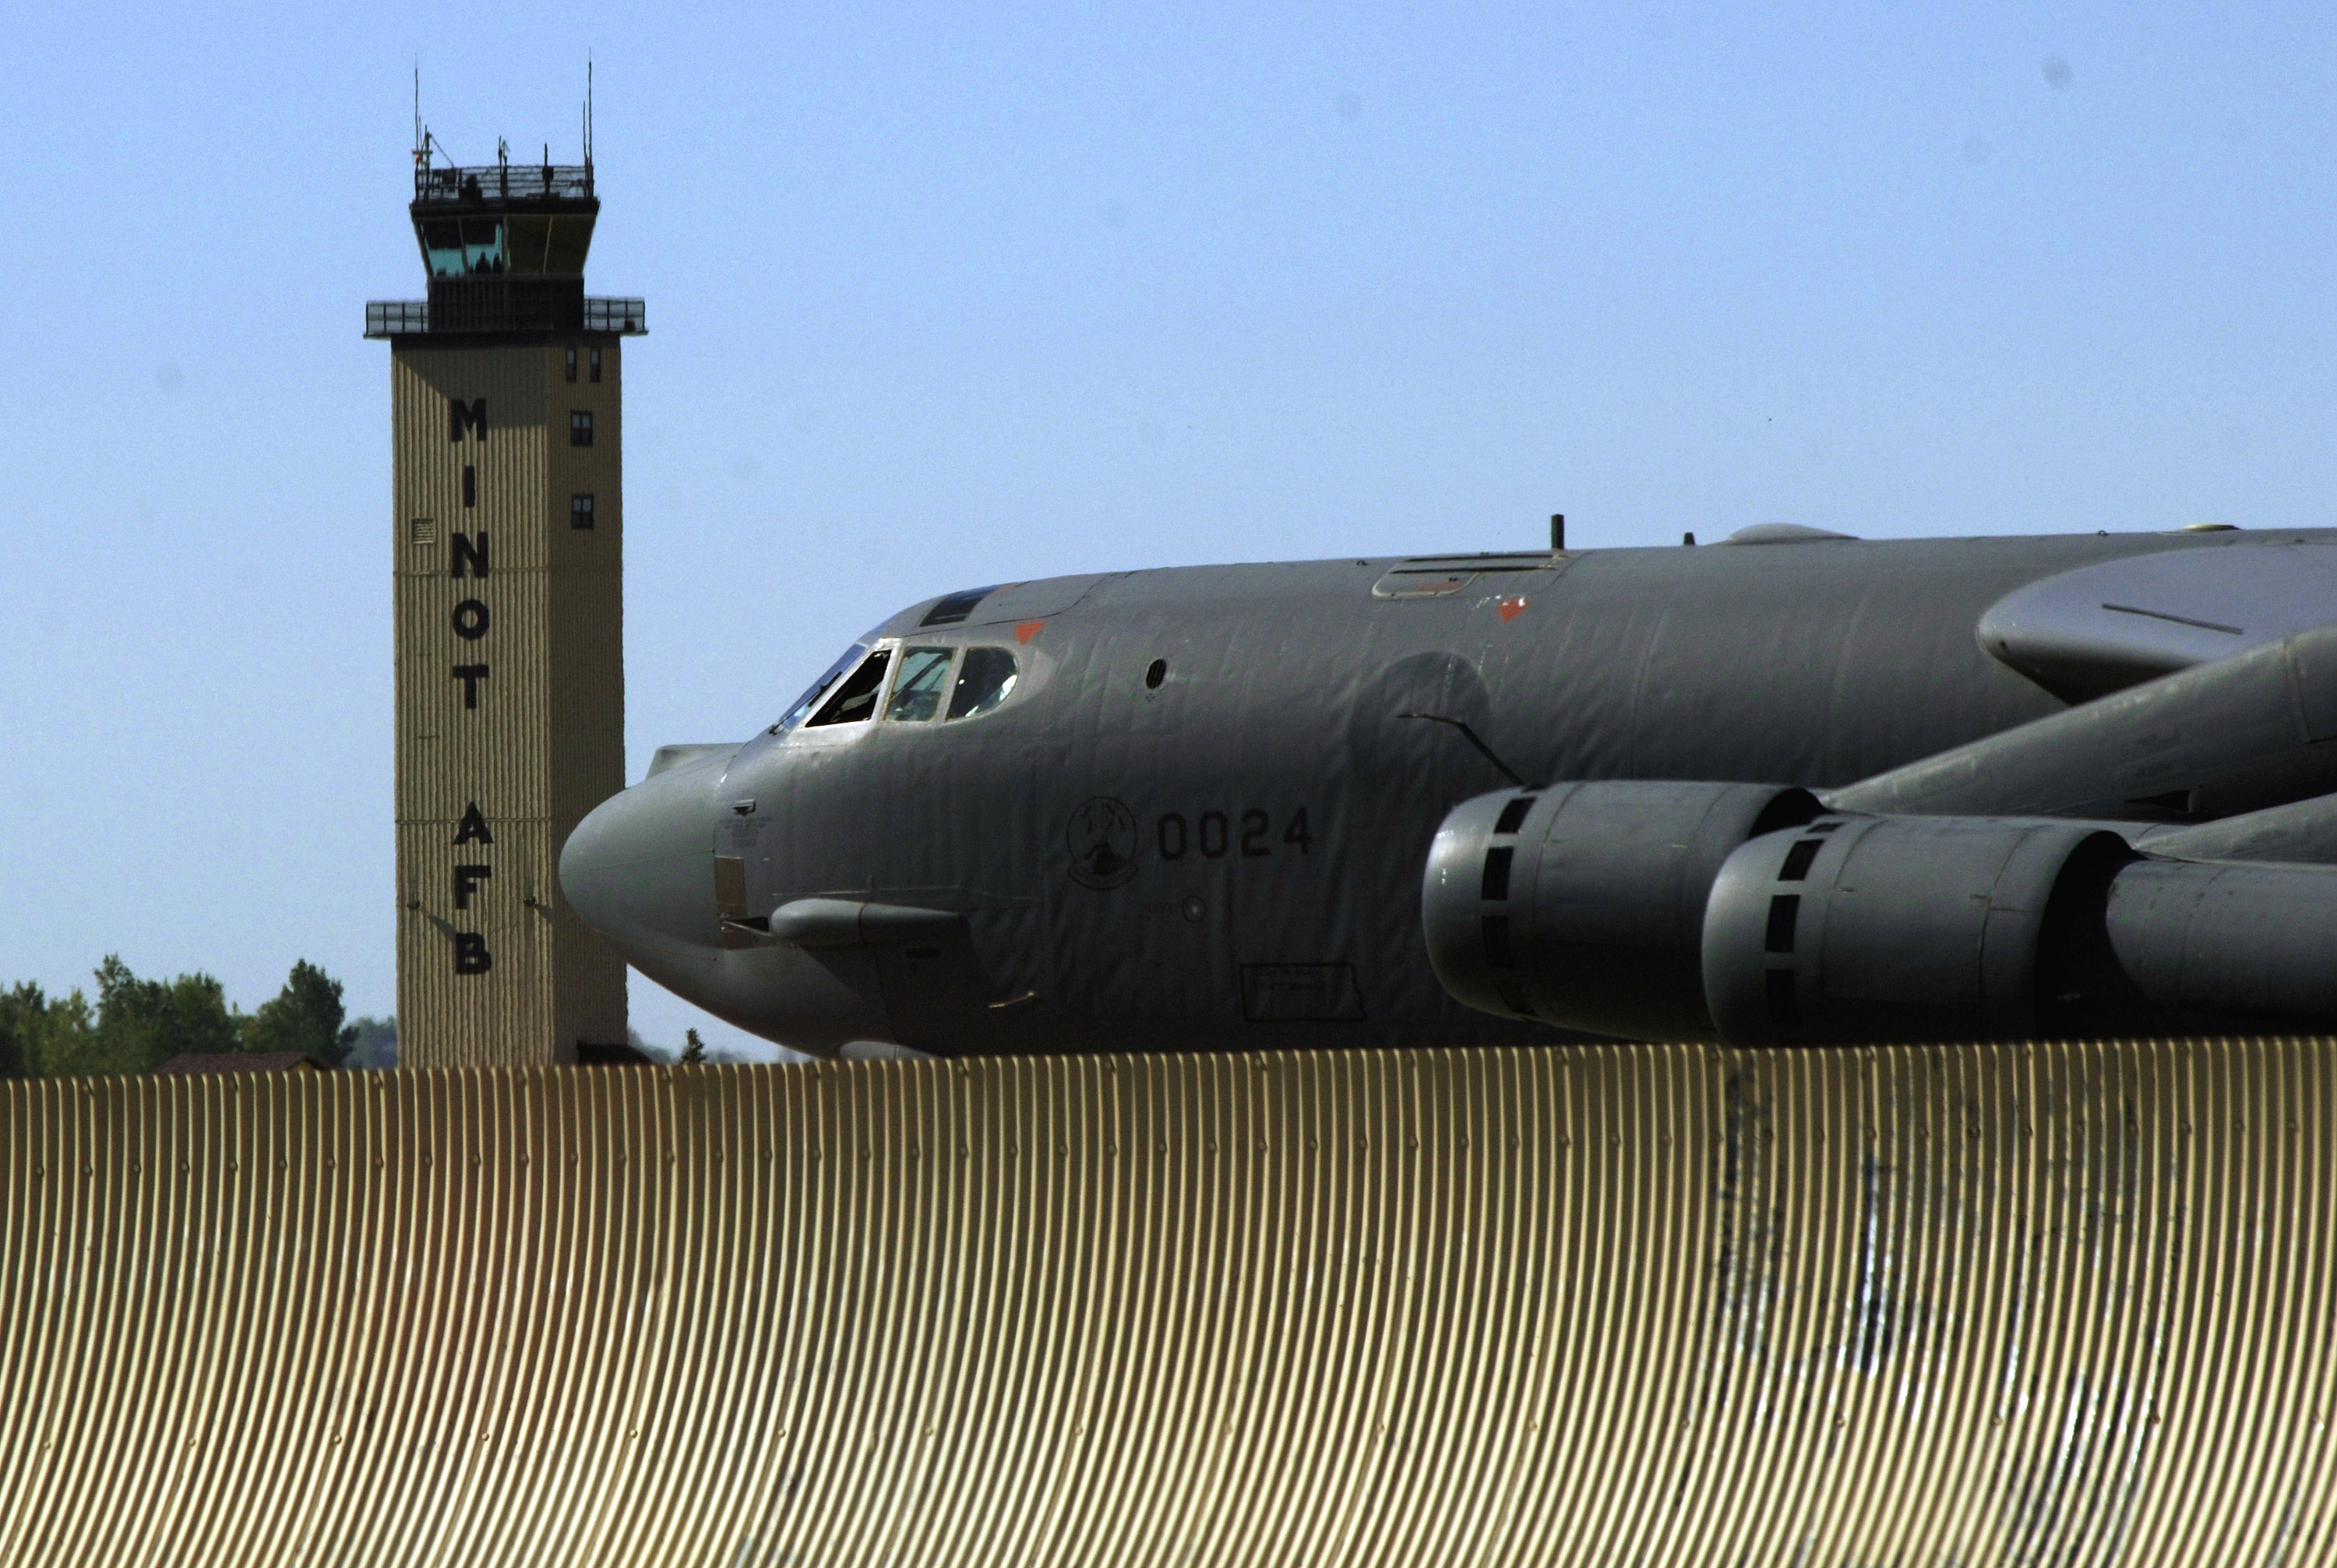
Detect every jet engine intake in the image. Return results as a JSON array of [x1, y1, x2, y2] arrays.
[[1430, 788, 2337, 1045], [1701, 816, 2124, 1044], [1422, 780, 1821, 1039], [1704, 816, 2337, 1043]]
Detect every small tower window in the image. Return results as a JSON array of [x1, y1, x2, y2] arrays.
[[411, 517, 438, 546], [462, 464, 477, 508], [571, 493, 596, 530], [565, 347, 578, 383], [570, 410, 594, 447], [589, 347, 603, 383]]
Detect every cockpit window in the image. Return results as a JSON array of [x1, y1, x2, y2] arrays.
[[885, 648, 954, 721], [805, 648, 893, 727], [946, 647, 1019, 720], [771, 643, 867, 733]]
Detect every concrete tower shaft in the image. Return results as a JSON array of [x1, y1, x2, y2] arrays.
[[368, 139, 644, 1066]]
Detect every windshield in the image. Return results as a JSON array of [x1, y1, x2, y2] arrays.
[[885, 648, 954, 721], [770, 644, 866, 733], [805, 648, 893, 726]]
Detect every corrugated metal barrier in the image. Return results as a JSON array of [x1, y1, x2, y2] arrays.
[[2, 1041, 2332, 1564]]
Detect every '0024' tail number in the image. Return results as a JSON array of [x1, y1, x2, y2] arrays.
[[1155, 808, 1311, 860]]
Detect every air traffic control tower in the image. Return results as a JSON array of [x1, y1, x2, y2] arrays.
[[365, 132, 644, 1067]]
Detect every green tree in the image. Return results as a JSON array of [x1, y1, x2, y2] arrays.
[[0, 985, 27, 1079], [241, 960, 356, 1067], [2, 957, 368, 1077], [680, 1027, 707, 1065], [0, 982, 97, 1079], [89, 956, 241, 1075]]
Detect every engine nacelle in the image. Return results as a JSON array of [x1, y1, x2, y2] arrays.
[[2101, 858, 2337, 1017], [1702, 816, 2120, 1043], [1422, 781, 1821, 1039], [1705, 816, 2337, 1043], [1429, 784, 2337, 1044]]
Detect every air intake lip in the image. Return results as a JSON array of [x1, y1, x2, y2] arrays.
[[1422, 780, 1820, 1038]]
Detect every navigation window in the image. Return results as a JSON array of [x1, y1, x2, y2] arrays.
[[920, 584, 1005, 628], [885, 649, 955, 721], [946, 648, 1018, 720]]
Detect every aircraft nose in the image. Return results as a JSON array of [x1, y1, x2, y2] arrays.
[[559, 756, 728, 960]]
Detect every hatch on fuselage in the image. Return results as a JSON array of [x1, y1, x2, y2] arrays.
[[1370, 551, 1569, 599]]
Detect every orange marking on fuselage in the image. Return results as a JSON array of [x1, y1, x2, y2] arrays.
[[1016, 620, 1045, 643], [1497, 597, 1528, 623]]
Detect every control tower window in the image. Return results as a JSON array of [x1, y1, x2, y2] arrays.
[[565, 348, 578, 383], [419, 217, 507, 278], [589, 347, 603, 383], [946, 648, 1018, 720], [570, 493, 595, 530], [885, 649, 955, 721], [570, 410, 594, 447], [805, 649, 892, 727]]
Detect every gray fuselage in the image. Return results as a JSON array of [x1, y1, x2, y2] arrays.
[[562, 528, 2300, 1054]]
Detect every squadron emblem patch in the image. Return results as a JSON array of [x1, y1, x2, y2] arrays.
[[1065, 797, 1140, 890]]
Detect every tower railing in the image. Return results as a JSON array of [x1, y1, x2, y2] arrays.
[[414, 163, 595, 204], [364, 297, 647, 337], [365, 301, 430, 336], [583, 298, 647, 333]]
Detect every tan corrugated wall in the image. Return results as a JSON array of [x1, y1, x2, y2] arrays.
[[390, 340, 626, 1066], [3, 1040, 2333, 1564]]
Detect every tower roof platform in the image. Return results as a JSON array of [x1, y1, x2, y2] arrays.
[[366, 146, 644, 339]]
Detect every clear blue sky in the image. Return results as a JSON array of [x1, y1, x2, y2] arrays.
[[5, 2, 2334, 1056]]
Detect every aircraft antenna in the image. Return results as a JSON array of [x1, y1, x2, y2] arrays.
[[1398, 713, 1528, 787]]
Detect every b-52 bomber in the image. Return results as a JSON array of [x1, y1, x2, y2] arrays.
[[562, 523, 2337, 1055]]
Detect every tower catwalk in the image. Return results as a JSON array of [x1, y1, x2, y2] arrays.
[[365, 135, 644, 1066]]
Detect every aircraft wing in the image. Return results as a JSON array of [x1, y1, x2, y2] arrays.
[[1977, 539, 2337, 702]]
